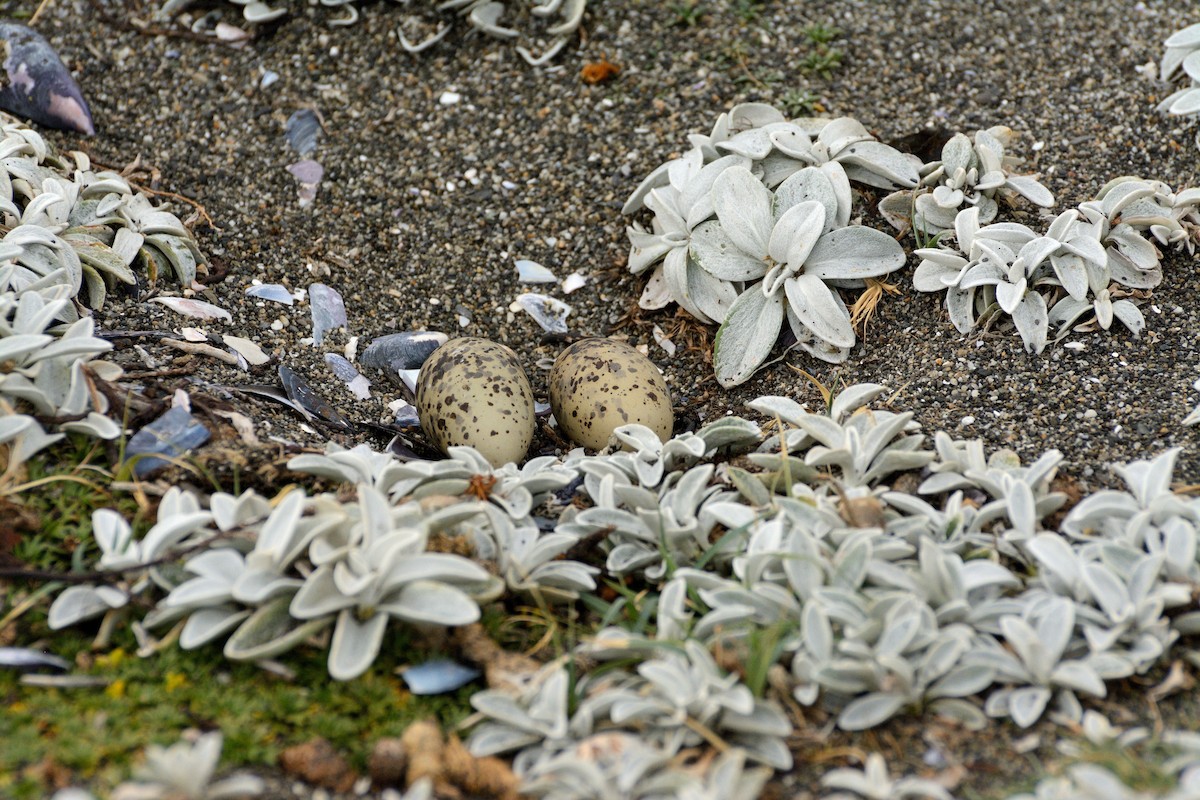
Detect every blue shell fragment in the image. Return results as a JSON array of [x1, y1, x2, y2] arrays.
[[125, 406, 210, 477], [324, 353, 371, 400], [285, 108, 321, 157], [400, 659, 481, 695], [360, 332, 447, 374], [0, 22, 93, 135]]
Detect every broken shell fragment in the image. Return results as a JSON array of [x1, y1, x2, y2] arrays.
[[308, 283, 347, 346], [223, 334, 270, 367], [279, 365, 355, 432], [125, 405, 211, 477], [0, 22, 94, 135], [287, 159, 323, 207], [151, 296, 232, 322], [515, 259, 556, 283], [285, 108, 321, 157], [513, 293, 570, 333], [359, 331, 448, 376], [324, 353, 371, 400], [245, 283, 294, 305]]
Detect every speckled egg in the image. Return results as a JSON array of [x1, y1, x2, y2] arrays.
[[416, 338, 535, 467], [549, 338, 674, 450]]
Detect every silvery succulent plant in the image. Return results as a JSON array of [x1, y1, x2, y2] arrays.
[[971, 596, 1104, 728], [1086, 176, 1200, 255], [48, 490, 214, 631], [469, 640, 792, 778], [881, 126, 1054, 236], [56, 731, 265, 800], [0, 116, 206, 308], [1005, 762, 1198, 800], [1158, 22, 1200, 137], [521, 739, 771, 800], [702, 166, 907, 385], [912, 204, 1149, 353], [0, 258, 122, 475], [625, 105, 918, 386], [31, 375, 1200, 791], [821, 752, 953, 800], [560, 459, 733, 579], [113, 731, 264, 800], [747, 390, 934, 489]]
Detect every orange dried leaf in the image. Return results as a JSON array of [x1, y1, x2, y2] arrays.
[[581, 59, 620, 85]]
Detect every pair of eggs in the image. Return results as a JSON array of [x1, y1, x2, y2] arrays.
[[415, 337, 674, 467]]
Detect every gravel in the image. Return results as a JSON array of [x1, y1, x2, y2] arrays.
[[17, 0, 1199, 489]]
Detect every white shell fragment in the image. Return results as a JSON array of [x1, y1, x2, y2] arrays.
[[561, 272, 587, 293], [439, 90, 461, 105], [180, 327, 208, 342], [325, 353, 372, 400], [223, 335, 270, 366], [513, 293, 571, 333], [516, 259, 557, 283], [246, 283, 294, 305], [309, 283, 347, 346], [398, 369, 420, 396], [151, 297, 232, 322], [652, 325, 676, 357]]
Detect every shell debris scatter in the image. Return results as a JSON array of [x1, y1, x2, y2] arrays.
[[416, 337, 536, 467], [549, 338, 674, 450]]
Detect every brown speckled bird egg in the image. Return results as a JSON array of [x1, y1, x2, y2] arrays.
[[416, 338, 535, 467], [549, 338, 673, 450]]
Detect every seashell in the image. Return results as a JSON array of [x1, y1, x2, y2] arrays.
[[0, 22, 93, 134], [245, 283, 294, 305], [516, 259, 556, 283], [125, 405, 211, 477], [285, 109, 321, 157], [360, 331, 448, 375], [308, 283, 346, 346], [513, 293, 570, 333]]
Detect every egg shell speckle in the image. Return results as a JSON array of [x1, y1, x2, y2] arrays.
[[416, 337, 535, 467], [549, 338, 674, 450]]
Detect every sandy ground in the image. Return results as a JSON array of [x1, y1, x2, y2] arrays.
[[10, 0, 1197, 491]]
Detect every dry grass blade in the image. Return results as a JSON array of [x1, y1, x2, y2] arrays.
[[849, 277, 901, 332]]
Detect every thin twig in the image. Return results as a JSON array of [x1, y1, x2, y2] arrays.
[[96, 330, 176, 341], [29, 0, 54, 26]]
